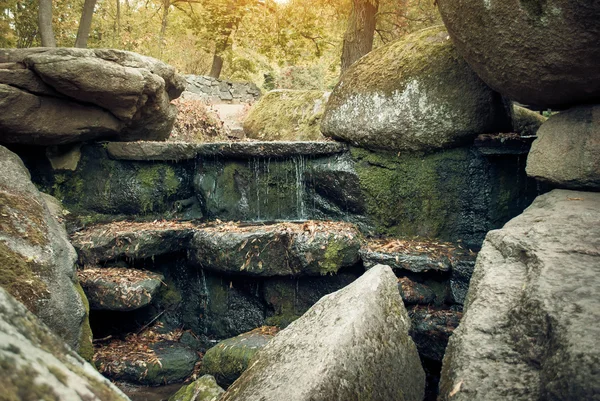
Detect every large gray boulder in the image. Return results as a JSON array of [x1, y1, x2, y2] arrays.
[[436, 0, 600, 108], [527, 105, 600, 190], [0, 48, 186, 145], [321, 25, 512, 152], [0, 287, 129, 401], [439, 189, 600, 400], [0, 145, 89, 353], [221, 265, 425, 401]]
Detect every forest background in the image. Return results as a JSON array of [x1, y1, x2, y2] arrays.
[[0, 0, 439, 90]]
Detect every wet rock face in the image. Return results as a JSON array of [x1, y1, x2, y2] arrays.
[[526, 105, 600, 190], [0, 287, 129, 401], [0, 48, 186, 145], [221, 265, 425, 401], [439, 190, 600, 401], [436, 0, 600, 108], [0, 145, 88, 352], [321, 25, 512, 152]]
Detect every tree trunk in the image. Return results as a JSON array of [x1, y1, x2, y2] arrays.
[[75, 0, 97, 48], [340, 0, 378, 74], [208, 29, 232, 79], [38, 0, 56, 47], [158, 0, 170, 56]]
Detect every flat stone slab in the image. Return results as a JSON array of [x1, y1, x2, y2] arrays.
[[106, 141, 198, 161], [96, 339, 199, 386], [360, 238, 476, 273], [71, 221, 197, 264], [408, 306, 462, 362], [474, 133, 536, 155], [194, 141, 347, 158], [190, 221, 362, 276], [78, 267, 164, 311]]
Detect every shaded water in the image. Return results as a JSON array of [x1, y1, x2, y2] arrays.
[[115, 382, 182, 401]]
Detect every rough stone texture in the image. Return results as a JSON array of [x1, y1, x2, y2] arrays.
[[0, 145, 88, 352], [526, 105, 600, 190], [98, 341, 199, 386], [439, 189, 600, 401], [398, 277, 438, 305], [512, 105, 546, 136], [190, 222, 361, 277], [169, 375, 225, 401], [0, 47, 186, 145], [78, 267, 164, 311], [437, 0, 600, 108], [202, 330, 274, 387], [221, 265, 425, 401], [106, 141, 198, 161], [184, 74, 261, 104], [321, 25, 512, 152], [0, 287, 129, 401], [71, 222, 196, 264], [244, 90, 329, 141]]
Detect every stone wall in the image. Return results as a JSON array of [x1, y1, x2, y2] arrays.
[[183, 75, 262, 104]]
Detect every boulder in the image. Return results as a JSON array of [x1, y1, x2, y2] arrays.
[[321, 25, 512, 152], [0, 287, 129, 400], [202, 330, 274, 387], [439, 189, 600, 400], [0, 48, 186, 145], [512, 105, 546, 136], [526, 105, 600, 190], [436, 0, 600, 108], [190, 221, 361, 276], [0, 145, 89, 353], [97, 341, 199, 386], [220, 265, 425, 401], [244, 90, 329, 141], [169, 375, 225, 401], [78, 267, 164, 311]]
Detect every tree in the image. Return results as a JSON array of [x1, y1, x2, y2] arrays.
[[340, 0, 378, 73], [74, 0, 97, 48], [38, 0, 56, 46]]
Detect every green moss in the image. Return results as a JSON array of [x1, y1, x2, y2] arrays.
[[320, 238, 346, 275], [0, 241, 50, 314], [265, 313, 299, 328], [47, 366, 68, 386], [329, 25, 457, 103], [0, 355, 60, 401], [74, 282, 94, 363], [137, 164, 181, 213], [350, 146, 467, 238], [244, 90, 328, 141], [0, 187, 49, 247], [158, 278, 182, 307]]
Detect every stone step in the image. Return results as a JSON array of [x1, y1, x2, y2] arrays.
[[72, 220, 362, 277], [71, 220, 197, 264], [77, 267, 164, 311]]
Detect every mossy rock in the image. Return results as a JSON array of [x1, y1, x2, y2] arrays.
[[202, 331, 273, 387], [322, 25, 512, 152], [243, 90, 329, 141], [0, 145, 87, 351], [169, 374, 224, 401], [0, 287, 128, 400], [512, 105, 546, 136]]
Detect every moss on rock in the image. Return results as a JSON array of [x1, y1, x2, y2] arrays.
[[0, 187, 49, 246], [74, 282, 94, 363], [322, 25, 512, 152], [244, 90, 329, 141], [0, 241, 50, 314]]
